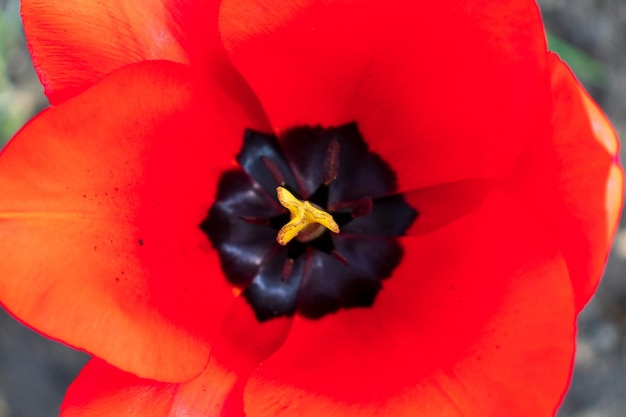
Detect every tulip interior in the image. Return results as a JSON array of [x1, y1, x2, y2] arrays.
[[201, 123, 417, 321]]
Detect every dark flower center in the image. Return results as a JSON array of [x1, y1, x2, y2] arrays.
[[200, 123, 417, 321]]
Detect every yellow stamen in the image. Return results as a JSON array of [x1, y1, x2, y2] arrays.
[[275, 186, 340, 246]]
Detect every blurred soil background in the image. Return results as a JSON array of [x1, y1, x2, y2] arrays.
[[0, 0, 625, 416]]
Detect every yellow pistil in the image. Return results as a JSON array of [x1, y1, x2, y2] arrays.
[[276, 186, 340, 246]]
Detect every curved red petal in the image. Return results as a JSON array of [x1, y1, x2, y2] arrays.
[[0, 60, 267, 381], [22, 0, 270, 136], [243, 191, 576, 416], [22, 0, 239, 104], [61, 358, 243, 417], [403, 178, 497, 236], [545, 53, 623, 311], [213, 294, 293, 373], [61, 297, 297, 416], [219, 0, 551, 191], [21, 0, 191, 104], [61, 359, 176, 417]]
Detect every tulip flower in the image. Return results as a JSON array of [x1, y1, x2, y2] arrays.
[[0, 0, 622, 416]]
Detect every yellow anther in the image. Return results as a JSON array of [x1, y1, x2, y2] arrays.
[[276, 186, 340, 246]]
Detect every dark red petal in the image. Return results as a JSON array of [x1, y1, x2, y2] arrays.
[[213, 294, 293, 373], [243, 191, 576, 416], [546, 53, 623, 311], [22, 0, 190, 104], [219, 0, 551, 191], [61, 358, 242, 417], [0, 60, 268, 381], [403, 178, 497, 235]]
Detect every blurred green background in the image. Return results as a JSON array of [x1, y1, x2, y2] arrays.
[[1, 0, 626, 416], [0, 0, 46, 148]]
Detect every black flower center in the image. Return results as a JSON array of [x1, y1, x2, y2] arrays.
[[200, 123, 417, 321]]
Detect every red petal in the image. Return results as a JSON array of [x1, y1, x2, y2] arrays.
[[61, 358, 242, 417], [22, 0, 189, 104], [403, 178, 496, 235], [219, 0, 551, 191], [213, 294, 293, 373], [62, 298, 293, 417], [22, 0, 269, 132], [0, 60, 267, 381], [61, 360, 177, 417], [545, 53, 623, 310], [243, 191, 576, 416]]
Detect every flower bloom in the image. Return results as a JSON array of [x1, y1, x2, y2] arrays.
[[0, 0, 622, 416]]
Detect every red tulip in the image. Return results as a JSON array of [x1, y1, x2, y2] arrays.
[[0, 0, 622, 416]]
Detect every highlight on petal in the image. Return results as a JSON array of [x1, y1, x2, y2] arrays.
[[0, 59, 268, 381], [22, 0, 189, 104], [219, 0, 551, 191], [576, 71, 623, 243], [605, 164, 624, 243], [242, 191, 576, 417], [578, 82, 619, 157], [545, 53, 623, 311]]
